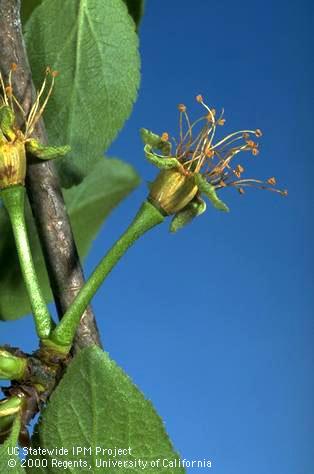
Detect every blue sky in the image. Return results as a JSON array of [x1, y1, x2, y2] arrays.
[[1, 0, 313, 472]]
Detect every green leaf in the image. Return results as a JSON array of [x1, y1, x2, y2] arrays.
[[123, 0, 145, 28], [21, 0, 43, 24], [0, 159, 140, 320], [22, 1, 145, 29], [27, 347, 185, 474], [0, 418, 25, 473], [24, 0, 140, 187]]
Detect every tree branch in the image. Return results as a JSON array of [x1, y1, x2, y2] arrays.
[[0, 0, 102, 352]]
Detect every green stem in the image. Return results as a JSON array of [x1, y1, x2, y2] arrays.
[[51, 200, 164, 347], [1, 185, 53, 339]]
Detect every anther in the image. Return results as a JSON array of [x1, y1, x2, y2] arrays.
[[178, 104, 186, 112], [235, 165, 244, 177], [246, 140, 256, 148], [5, 86, 13, 97], [205, 149, 214, 158], [196, 94, 203, 103]]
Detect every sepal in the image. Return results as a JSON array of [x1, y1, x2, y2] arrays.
[[25, 139, 71, 160], [194, 173, 229, 212], [170, 196, 206, 232]]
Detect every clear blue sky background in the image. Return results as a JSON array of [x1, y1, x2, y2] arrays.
[[1, 0, 313, 473]]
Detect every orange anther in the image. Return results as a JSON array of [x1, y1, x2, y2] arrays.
[[205, 149, 214, 158], [5, 86, 13, 97], [235, 165, 244, 177], [178, 103, 186, 112]]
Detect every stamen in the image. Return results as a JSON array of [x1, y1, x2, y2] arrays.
[[180, 115, 212, 152], [8, 65, 16, 109], [183, 110, 193, 148], [216, 135, 247, 153], [0, 73, 9, 106], [178, 117, 210, 163], [196, 95, 216, 139], [190, 124, 213, 171], [212, 130, 258, 150], [25, 72, 49, 135], [25, 67, 56, 137], [169, 97, 284, 199], [236, 183, 287, 195], [177, 110, 184, 158], [11, 94, 26, 118]]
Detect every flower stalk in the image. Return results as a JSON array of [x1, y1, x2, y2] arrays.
[[0, 348, 27, 380], [50, 201, 164, 348], [1, 186, 53, 339]]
